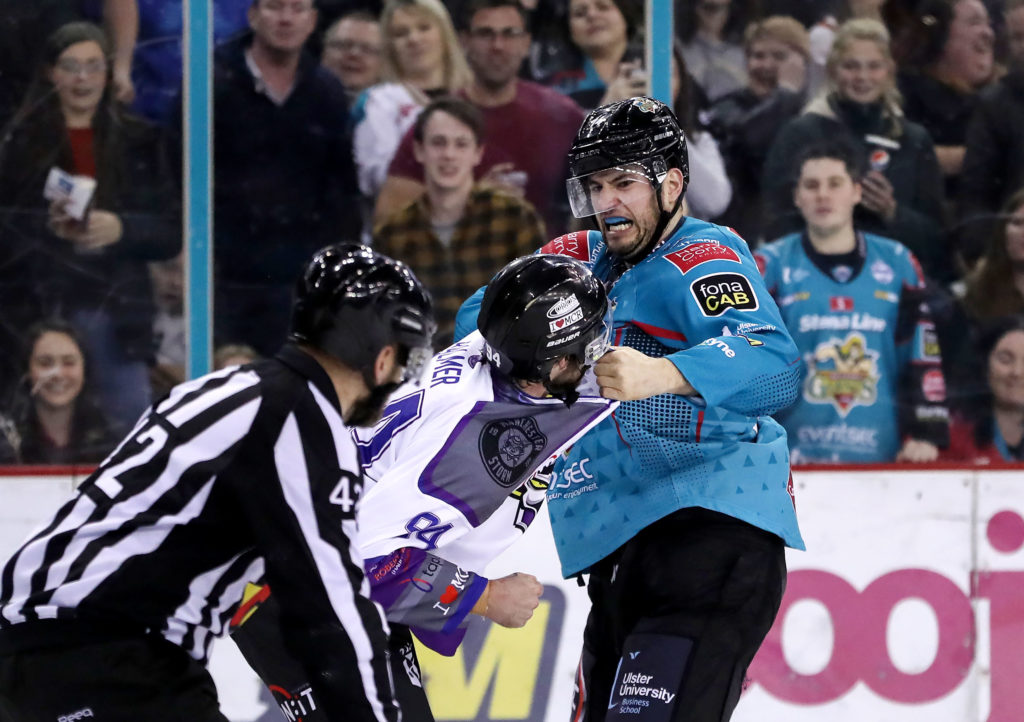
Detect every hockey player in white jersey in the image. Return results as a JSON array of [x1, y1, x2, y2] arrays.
[[231, 254, 617, 721]]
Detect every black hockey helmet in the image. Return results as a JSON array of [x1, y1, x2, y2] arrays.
[[569, 97, 688, 190], [478, 254, 612, 384], [290, 244, 436, 386], [566, 97, 690, 261]]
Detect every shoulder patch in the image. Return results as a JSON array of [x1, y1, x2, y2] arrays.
[[665, 243, 741, 275], [541, 233, 591, 262], [753, 252, 767, 277], [478, 417, 548, 488], [690, 272, 759, 316]]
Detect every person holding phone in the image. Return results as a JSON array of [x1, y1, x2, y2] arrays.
[[0, 22, 180, 428], [761, 18, 949, 282], [538, 0, 645, 111]]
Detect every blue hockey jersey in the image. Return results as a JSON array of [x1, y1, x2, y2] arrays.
[[756, 232, 949, 463], [457, 218, 806, 577]]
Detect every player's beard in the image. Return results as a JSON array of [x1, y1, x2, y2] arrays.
[[346, 381, 402, 427], [543, 362, 585, 406]]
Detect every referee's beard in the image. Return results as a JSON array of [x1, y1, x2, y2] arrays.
[[346, 381, 402, 427]]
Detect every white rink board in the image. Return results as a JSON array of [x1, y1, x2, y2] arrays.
[[2, 468, 1022, 722]]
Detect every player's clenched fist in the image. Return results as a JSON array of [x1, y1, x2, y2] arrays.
[[481, 572, 543, 628], [595, 347, 696, 401]]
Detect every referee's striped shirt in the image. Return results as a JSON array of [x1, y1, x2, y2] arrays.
[[0, 344, 399, 722]]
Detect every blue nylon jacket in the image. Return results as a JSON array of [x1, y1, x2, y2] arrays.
[[456, 218, 806, 576]]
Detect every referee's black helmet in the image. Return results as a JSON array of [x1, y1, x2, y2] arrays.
[[478, 254, 612, 383], [291, 244, 436, 385]]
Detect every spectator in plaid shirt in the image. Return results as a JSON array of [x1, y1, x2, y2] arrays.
[[373, 96, 544, 346]]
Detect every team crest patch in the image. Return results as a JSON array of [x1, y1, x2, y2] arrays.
[[548, 294, 584, 332], [479, 417, 548, 488], [632, 97, 659, 113], [804, 331, 881, 417]]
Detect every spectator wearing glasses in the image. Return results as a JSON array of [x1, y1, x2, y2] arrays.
[[374, 0, 585, 234], [680, 0, 750, 101], [0, 21, 180, 428], [0, 0, 138, 126], [353, 0, 471, 201], [321, 10, 384, 104]]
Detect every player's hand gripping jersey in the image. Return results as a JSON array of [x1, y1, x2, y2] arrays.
[[353, 330, 617, 654], [756, 232, 949, 462], [457, 219, 806, 577]]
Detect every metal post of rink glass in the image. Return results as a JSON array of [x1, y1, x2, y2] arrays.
[[184, 0, 213, 378], [646, 0, 673, 105]]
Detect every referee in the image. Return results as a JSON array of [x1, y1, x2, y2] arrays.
[[0, 244, 435, 722]]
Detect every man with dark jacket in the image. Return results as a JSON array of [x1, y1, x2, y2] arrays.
[[702, 15, 809, 244], [183, 0, 360, 356], [958, 0, 1024, 264]]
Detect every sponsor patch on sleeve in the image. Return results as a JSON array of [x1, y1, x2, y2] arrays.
[[920, 325, 941, 363], [753, 252, 767, 277], [665, 243, 741, 275], [541, 232, 591, 262], [922, 368, 946, 402], [690, 272, 759, 316]]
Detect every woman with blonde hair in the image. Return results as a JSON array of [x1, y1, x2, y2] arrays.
[[353, 0, 471, 200], [761, 18, 949, 280]]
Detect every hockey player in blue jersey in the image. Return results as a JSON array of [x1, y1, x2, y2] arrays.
[[755, 140, 949, 463], [456, 97, 805, 722], [231, 254, 618, 721]]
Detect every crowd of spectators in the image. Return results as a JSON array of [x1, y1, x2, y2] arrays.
[[0, 0, 1023, 465]]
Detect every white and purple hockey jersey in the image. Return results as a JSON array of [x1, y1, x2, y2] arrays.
[[353, 331, 616, 654]]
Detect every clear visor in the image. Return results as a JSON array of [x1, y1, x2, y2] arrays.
[[581, 304, 615, 366], [401, 345, 433, 386], [565, 158, 668, 218]]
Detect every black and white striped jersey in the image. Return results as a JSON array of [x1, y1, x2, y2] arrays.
[[0, 344, 399, 722]]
